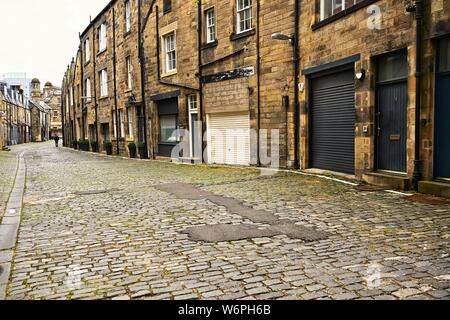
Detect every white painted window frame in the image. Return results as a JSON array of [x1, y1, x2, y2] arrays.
[[99, 23, 107, 52], [125, 0, 131, 33], [206, 9, 216, 44], [127, 107, 134, 138], [126, 56, 132, 89], [85, 39, 90, 63], [85, 78, 91, 102], [237, 0, 252, 34], [164, 32, 177, 72], [100, 69, 108, 97]]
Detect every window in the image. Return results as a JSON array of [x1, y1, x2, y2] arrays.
[[85, 78, 91, 102], [125, 0, 131, 33], [188, 95, 198, 112], [206, 9, 216, 44], [85, 39, 90, 62], [98, 23, 107, 52], [377, 51, 408, 82], [237, 0, 252, 34], [119, 109, 125, 138], [54, 111, 58, 117], [164, 32, 177, 72], [438, 37, 450, 73], [160, 115, 177, 143], [127, 107, 134, 138], [100, 69, 108, 97], [163, 0, 171, 13], [320, 0, 364, 21], [112, 110, 117, 138], [126, 56, 132, 89]]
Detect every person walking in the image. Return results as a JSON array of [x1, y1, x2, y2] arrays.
[[54, 135, 60, 148]]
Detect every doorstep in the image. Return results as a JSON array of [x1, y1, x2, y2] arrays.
[[362, 171, 411, 191], [418, 180, 450, 199], [177, 157, 202, 164]]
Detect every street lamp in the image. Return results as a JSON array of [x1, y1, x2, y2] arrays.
[[271, 33, 295, 45]]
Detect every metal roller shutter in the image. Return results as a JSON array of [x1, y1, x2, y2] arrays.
[[207, 113, 250, 166], [310, 69, 356, 174]]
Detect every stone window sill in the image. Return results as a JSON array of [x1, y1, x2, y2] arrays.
[[97, 49, 107, 57], [161, 70, 177, 78], [230, 29, 255, 41], [202, 40, 218, 50]]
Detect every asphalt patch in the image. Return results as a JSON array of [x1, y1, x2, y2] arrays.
[[156, 183, 329, 242]]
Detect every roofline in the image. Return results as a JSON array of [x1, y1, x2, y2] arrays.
[[80, 0, 118, 38]]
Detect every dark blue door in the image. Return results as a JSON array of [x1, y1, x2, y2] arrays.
[[376, 51, 408, 173], [435, 37, 450, 180]]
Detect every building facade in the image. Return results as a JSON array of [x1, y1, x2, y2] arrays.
[[62, 0, 450, 196]]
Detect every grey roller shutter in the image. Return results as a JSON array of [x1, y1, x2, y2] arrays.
[[310, 69, 355, 174]]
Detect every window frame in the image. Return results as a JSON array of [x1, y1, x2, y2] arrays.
[[100, 69, 108, 97], [112, 110, 117, 138], [236, 0, 253, 34], [206, 8, 216, 44], [98, 23, 107, 52], [319, 0, 367, 21], [85, 78, 92, 102], [159, 114, 178, 144], [127, 107, 134, 138], [119, 109, 125, 138], [85, 38, 90, 63], [164, 32, 177, 73], [163, 0, 172, 13], [126, 56, 132, 89], [125, 0, 131, 33]]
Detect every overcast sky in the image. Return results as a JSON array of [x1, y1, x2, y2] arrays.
[[0, 0, 109, 86]]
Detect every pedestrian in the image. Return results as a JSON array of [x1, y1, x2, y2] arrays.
[[54, 135, 60, 148]]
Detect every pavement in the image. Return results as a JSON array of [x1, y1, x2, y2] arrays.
[[0, 142, 449, 300]]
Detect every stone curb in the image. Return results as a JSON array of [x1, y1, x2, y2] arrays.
[[0, 151, 26, 299]]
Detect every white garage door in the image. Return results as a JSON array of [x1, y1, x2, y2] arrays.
[[207, 112, 250, 166]]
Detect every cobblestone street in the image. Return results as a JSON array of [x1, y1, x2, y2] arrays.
[[1, 142, 449, 300]]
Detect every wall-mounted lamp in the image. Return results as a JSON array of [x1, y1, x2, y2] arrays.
[[272, 33, 295, 46], [356, 69, 366, 81]]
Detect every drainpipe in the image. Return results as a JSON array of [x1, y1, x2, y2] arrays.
[[92, 23, 100, 149], [256, 0, 261, 166], [112, 7, 120, 155], [61, 76, 66, 146], [79, 33, 86, 141], [71, 56, 78, 142], [138, 0, 150, 159], [410, 0, 423, 190], [197, 0, 204, 163], [293, 0, 300, 169]]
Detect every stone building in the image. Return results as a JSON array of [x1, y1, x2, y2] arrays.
[[62, 0, 450, 196], [28, 99, 50, 143], [31, 79, 61, 139], [0, 82, 7, 150], [297, 0, 449, 196]]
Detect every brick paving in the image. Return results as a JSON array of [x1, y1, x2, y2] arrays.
[[2, 142, 450, 300]]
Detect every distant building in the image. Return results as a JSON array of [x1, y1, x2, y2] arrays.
[[1, 73, 32, 98], [31, 79, 62, 138]]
